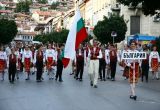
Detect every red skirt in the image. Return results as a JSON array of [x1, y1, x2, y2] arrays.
[[0, 59, 5, 72], [47, 57, 54, 70], [151, 58, 159, 72], [24, 58, 31, 73], [129, 62, 140, 83]]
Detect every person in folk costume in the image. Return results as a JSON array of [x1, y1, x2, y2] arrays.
[[149, 46, 160, 80], [52, 43, 58, 75], [45, 44, 57, 80], [19, 43, 24, 72], [55, 44, 64, 82], [84, 43, 90, 67], [30, 45, 36, 75], [88, 40, 102, 88], [109, 44, 118, 81], [15, 47, 21, 79], [22, 45, 33, 80], [34, 45, 45, 82], [99, 44, 106, 81], [141, 47, 149, 82], [127, 42, 141, 100], [0, 46, 7, 81], [42, 45, 47, 77], [75, 44, 86, 81], [8, 48, 17, 84], [105, 45, 111, 79], [121, 45, 130, 80]]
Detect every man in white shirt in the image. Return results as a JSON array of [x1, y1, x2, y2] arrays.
[[88, 40, 102, 88]]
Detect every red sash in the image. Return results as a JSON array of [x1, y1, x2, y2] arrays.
[[0, 59, 5, 72], [24, 58, 31, 72], [129, 62, 139, 83], [151, 58, 159, 72]]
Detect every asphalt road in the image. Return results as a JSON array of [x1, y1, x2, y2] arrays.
[[0, 65, 160, 110]]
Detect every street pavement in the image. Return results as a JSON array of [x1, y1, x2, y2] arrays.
[[0, 65, 160, 110]]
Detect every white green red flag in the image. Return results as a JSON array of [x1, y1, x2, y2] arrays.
[[62, 9, 88, 68]]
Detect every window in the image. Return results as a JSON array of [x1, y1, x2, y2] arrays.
[[130, 16, 140, 35]]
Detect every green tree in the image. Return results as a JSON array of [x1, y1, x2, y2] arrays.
[[15, 1, 30, 13], [117, 0, 160, 16], [51, 2, 59, 10], [38, 0, 47, 4], [34, 29, 69, 43], [93, 15, 127, 44], [0, 19, 18, 44]]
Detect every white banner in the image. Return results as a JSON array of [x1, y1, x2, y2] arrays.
[[122, 52, 147, 59]]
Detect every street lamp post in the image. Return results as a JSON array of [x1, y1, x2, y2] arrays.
[[111, 31, 117, 44]]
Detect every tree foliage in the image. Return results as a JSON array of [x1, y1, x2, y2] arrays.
[[51, 2, 59, 10], [38, 0, 47, 4], [15, 1, 30, 13], [93, 15, 127, 44], [0, 19, 18, 44], [34, 29, 69, 44], [117, 0, 160, 16]]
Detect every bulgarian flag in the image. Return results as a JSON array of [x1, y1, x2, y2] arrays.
[[62, 9, 88, 68]]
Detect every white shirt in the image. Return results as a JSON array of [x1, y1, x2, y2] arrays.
[[0, 51, 7, 61], [149, 51, 160, 67], [22, 50, 33, 63], [45, 49, 57, 62], [105, 49, 110, 64]]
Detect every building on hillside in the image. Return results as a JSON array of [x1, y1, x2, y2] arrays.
[[14, 32, 36, 43], [56, 0, 74, 11]]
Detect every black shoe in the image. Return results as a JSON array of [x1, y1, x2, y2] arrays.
[[55, 78, 57, 81], [41, 77, 44, 80], [156, 78, 159, 80], [90, 81, 93, 86], [133, 96, 137, 100], [103, 79, 106, 81], [130, 95, 134, 99], [17, 77, 19, 80], [130, 95, 137, 100], [32, 72, 35, 75], [107, 77, 110, 79], [76, 77, 79, 80], [59, 79, 63, 82], [93, 85, 98, 88], [79, 79, 82, 81], [70, 73, 74, 75], [25, 78, 29, 80]]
